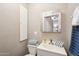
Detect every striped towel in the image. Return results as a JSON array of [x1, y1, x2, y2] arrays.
[[69, 25, 79, 56]]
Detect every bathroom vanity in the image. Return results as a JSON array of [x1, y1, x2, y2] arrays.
[[37, 43, 67, 56]]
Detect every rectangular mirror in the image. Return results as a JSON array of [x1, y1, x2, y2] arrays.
[[42, 12, 61, 32]]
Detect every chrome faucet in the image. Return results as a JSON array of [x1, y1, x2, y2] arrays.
[[49, 39, 54, 45]]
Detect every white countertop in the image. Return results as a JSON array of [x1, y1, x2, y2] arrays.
[[37, 43, 67, 56]]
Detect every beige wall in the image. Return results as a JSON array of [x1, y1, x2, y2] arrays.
[[28, 3, 68, 50], [0, 3, 28, 56]]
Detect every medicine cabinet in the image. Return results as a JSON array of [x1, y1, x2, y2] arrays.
[[42, 11, 61, 32]]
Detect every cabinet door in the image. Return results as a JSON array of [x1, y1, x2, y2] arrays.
[[20, 5, 27, 41]]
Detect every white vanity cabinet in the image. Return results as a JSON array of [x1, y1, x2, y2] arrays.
[[37, 43, 67, 56]]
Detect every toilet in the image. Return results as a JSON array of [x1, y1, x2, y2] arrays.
[[27, 45, 37, 56]]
